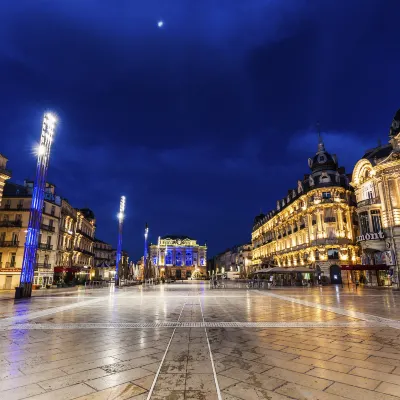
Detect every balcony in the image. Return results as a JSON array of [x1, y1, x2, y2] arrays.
[[0, 261, 17, 268], [76, 228, 93, 240], [357, 197, 381, 208], [0, 220, 22, 228], [0, 241, 19, 248], [38, 243, 53, 251], [43, 210, 56, 218], [310, 238, 349, 246], [324, 217, 336, 223], [3, 204, 30, 211], [35, 263, 52, 270], [41, 223, 55, 232], [74, 246, 95, 257], [0, 166, 12, 178]]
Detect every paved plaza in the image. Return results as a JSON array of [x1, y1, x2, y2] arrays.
[[1, 283, 400, 399]]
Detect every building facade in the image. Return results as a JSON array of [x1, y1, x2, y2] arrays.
[[0, 181, 61, 289], [93, 239, 113, 280], [252, 138, 359, 283], [351, 109, 400, 286], [0, 154, 11, 206], [149, 235, 207, 279]]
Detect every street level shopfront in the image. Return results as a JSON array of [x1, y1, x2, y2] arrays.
[[341, 264, 392, 287]]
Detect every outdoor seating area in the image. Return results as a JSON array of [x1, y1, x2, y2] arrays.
[[250, 267, 316, 287]]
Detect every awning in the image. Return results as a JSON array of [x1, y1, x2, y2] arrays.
[[254, 267, 316, 274], [341, 264, 389, 271]]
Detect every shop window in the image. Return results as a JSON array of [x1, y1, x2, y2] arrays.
[[371, 210, 382, 233], [328, 249, 339, 260], [359, 211, 370, 235]]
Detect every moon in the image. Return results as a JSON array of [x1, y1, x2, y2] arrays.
[[157, 20, 164, 28]]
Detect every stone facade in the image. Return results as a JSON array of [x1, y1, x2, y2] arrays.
[[351, 109, 400, 286], [0, 181, 61, 289], [252, 138, 359, 283], [149, 235, 207, 279]]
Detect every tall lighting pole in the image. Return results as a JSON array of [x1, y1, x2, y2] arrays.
[[115, 195, 126, 286], [16, 113, 57, 299], [144, 223, 149, 280]]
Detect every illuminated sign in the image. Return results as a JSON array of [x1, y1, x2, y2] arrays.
[[357, 231, 384, 242]]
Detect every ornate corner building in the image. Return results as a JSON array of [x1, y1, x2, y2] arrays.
[[252, 138, 359, 282], [351, 109, 400, 286], [149, 235, 207, 279], [0, 181, 61, 289]]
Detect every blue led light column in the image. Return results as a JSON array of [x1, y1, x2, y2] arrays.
[[16, 113, 57, 299], [143, 223, 149, 280], [115, 196, 126, 286]]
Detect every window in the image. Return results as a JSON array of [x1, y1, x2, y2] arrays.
[[51, 206, 55, 216], [322, 192, 331, 199], [165, 250, 172, 265], [185, 251, 192, 266], [10, 253, 16, 267], [315, 250, 320, 261], [12, 233, 18, 244], [328, 249, 339, 260], [175, 252, 182, 266], [15, 214, 22, 222], [371, 210, 382, 233], [359, 211, 370, 235]]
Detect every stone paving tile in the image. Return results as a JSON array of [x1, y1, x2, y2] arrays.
[[154, 373, 186, 390], [326, 382, 400, 400], [307, 367, 381, 390], [0, 383, 46, 400], [376, 382, 400, 397], [150, 390, 185, 400], [222, 381, 291, 400], [276, 382, 345, 400], [86, 368, 152, 391], [22, 383, 96, 400], [75, 382, 147, 400], [60, 356, 121, 374]]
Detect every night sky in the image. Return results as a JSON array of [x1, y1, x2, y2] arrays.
[[1, 1, 399, 260]]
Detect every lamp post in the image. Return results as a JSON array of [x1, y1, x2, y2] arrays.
[[144, 223, 149, 281], [115, 195, 126, 286], [15, 113, 57, 299]]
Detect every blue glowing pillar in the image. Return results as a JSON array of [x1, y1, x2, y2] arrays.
[[16, 113, 57, 298], [115, 196, 126, 286], [144, 223, 149, 279]]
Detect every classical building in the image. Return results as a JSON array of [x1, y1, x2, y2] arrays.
[[351, 109, 400, 286], [0, 181, 61, 289], [54, 205, 95, 284], [149, 235, 207, 279], [252, 138, 359, 283], [210, 243, 253, 278], [93, 239, 113, 280], [0, 154, 11, 206]]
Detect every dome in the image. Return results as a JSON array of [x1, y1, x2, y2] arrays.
[[308, 136, 338, 174]]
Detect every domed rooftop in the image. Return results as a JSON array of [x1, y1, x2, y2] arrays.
[[308, 135, 338, 174]]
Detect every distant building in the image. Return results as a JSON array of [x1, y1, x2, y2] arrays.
[[351, 109, 400, 286], [252, 137, 359, 284], [0, 154, 11, 206], [211, 243, 253, 277], [0, 181, 61, 289], [149, 235, 207, 279]]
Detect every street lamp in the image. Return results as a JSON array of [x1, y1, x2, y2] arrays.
[[115, 195, 125, 286], [16, 113, 57, 299]]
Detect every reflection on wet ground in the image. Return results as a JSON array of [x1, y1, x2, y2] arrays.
[[0, 282, 400, 399]]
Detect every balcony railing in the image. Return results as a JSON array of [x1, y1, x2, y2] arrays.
[[3, 204, 29, 211], [38, 243, 53, 251], [35, 263, 52, 269], [0, 241, 19, 248], [0, 220, 22, 228], [76, 228, 93, 240], [1, 261, 17, 268], [41, 223, 55, 232], [74, 246, 94, 256], [357, 197, 381, 207], [0, 166, 12, 177]]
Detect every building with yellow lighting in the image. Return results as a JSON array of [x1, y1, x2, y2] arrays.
[[149, 235, 207, 279], [0, 154, 11, 206], [0, 181, 61, 289], [351, 109, 400, 286], [252, 138, 359, 283]]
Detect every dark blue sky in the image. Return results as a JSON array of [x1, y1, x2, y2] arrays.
[[1, 1, 399, 259]]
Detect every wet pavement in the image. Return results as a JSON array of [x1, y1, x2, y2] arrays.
[[1, 282, 400, 399]]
